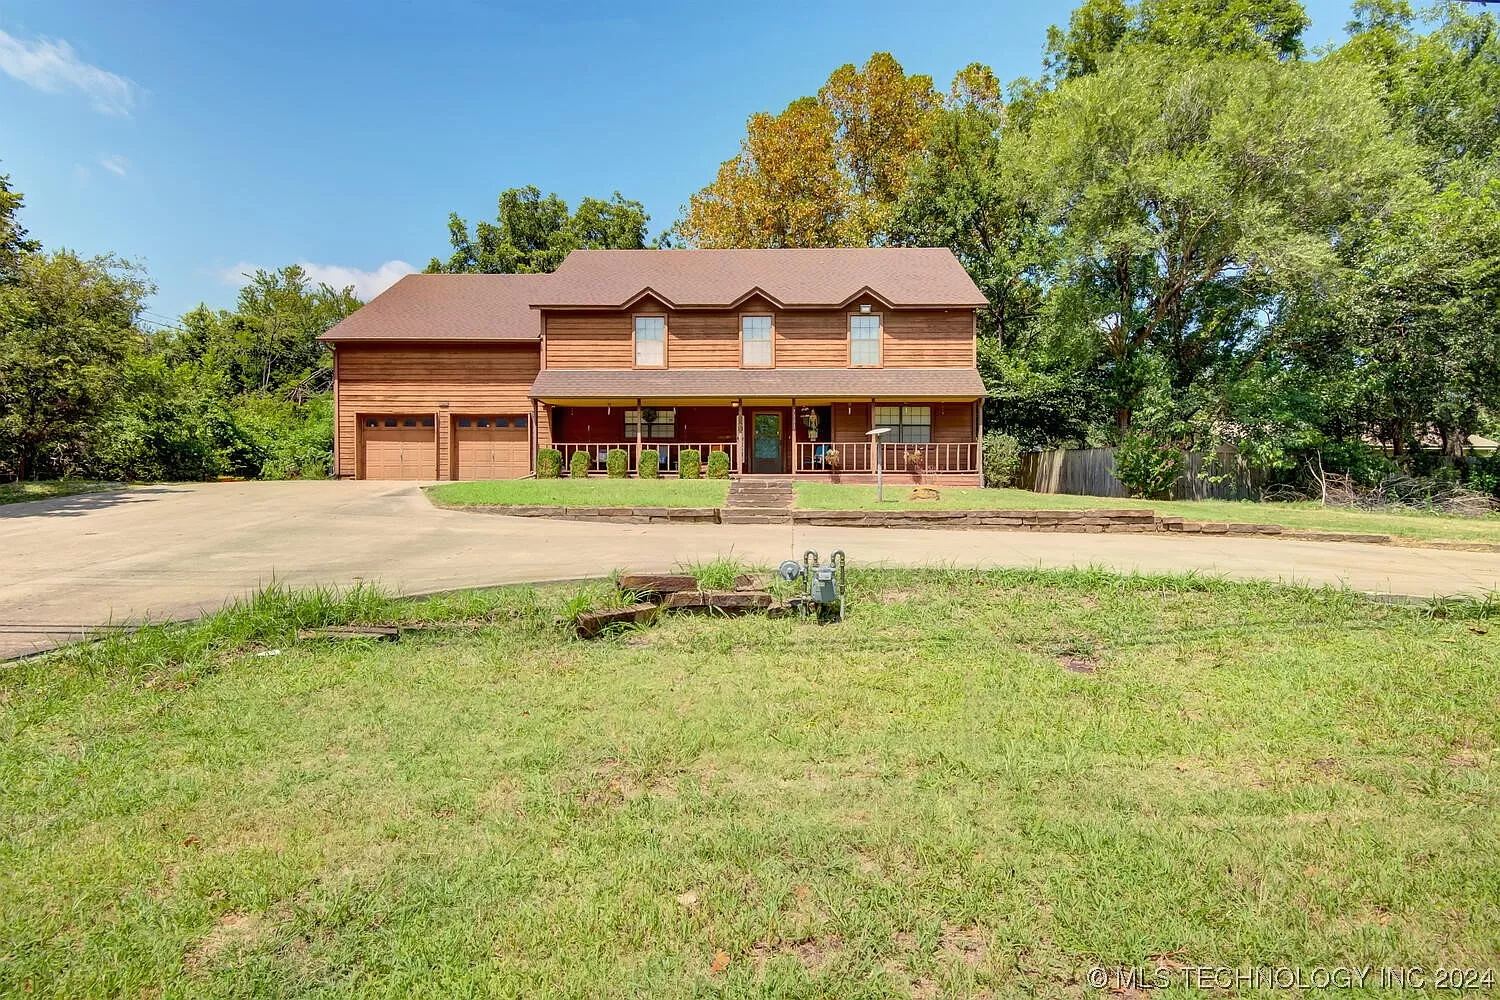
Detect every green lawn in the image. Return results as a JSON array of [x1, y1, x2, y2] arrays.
[[3, 572, 1497, 997], [428, 478, 730, 508], [794, 483, 1500, 544], [0, 479, 122, 505]]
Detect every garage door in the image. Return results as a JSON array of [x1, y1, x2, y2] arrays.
[[361, 415, 436, 480], [454, 415, 530, 480]]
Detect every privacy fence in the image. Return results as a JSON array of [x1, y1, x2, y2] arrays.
[[1016, 447, 1267, 501]]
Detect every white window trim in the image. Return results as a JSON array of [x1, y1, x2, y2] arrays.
[[849, 312, 882, 367], [634, 314, 667, 368], [740, 314, 774, 369]]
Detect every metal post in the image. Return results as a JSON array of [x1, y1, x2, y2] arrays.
[[876, 440, 883, 502]]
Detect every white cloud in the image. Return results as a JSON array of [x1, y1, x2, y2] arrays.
[[0, 29, 138, 115], [100, 154, 127, 176], [218, 260, 416, 301]]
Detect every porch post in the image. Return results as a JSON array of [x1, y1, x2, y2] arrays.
[[790, 398, 798, 478], [870, 396, 877, 474], [735, 400, 744, 475], [634, 397, 642, 475], [975, 399, 984, 482]]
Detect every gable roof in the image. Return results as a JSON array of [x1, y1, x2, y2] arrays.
[[532, 248, 988, 310], [319, 273, 549, 342]]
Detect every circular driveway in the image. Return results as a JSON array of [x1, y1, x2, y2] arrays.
[[3, 480, 1499, 658]]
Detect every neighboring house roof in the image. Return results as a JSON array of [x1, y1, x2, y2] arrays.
[[529, 367, 986, 400], [532, 248, 989, 310], [319, 273, 550, 342]]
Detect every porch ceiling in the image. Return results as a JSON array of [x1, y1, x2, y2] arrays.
[[530, 367, 985, 402]]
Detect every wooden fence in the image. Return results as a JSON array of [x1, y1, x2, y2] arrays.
[[1016, 447, 1267, 501]]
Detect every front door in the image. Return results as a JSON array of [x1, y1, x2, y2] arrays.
[[751, 411, 783, 474]]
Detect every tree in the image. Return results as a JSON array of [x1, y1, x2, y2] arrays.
[[426, 186, 648, 274], [1042, 0, 1309, 83], [894, 65, 1049, 345], [678, 98, 848, 248], [0, 171, 41, 280], [0, 252, 151, 479], [159, 266, 359, 398], [677, 53, 938, 248], [1340, 1, 1500, 186], [1012, 48, 1420, 433]]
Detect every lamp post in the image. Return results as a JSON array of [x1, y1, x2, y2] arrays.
[[866, 426, 892, 502]]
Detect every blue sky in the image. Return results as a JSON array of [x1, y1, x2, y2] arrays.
[[1, 0, 1358, 323]]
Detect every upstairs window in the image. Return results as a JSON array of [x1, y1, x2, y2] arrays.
[[625, 408, 676, 439], [741, 315, 772, 367], [874, 405, 931, 443], [849, 314, 881, 366], [634, 315, 665, 367]]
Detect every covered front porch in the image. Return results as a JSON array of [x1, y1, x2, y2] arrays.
[[540, 399, 982, 483]]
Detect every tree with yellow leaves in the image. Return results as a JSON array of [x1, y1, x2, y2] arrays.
[[676, 53, 938, 248]]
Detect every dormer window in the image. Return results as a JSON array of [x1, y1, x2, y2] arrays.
[[741, 315, 772, 367], [634, 315, 665, 367], [849, 314, 881, 366]]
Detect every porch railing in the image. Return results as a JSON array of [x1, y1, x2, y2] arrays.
[[794, 441, 978, 474], [552, 442, 738, 475]]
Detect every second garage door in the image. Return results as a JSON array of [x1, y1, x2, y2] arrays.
[[453, 415, 530, 480], [361, 416, 436, 480]]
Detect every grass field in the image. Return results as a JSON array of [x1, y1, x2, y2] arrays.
[[0, 479, 122, 505], [428, 478, 730, 508], [794, 483, 1500, 544], [2, 570, 1497, 996]]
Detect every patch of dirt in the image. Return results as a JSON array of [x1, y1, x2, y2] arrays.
[[938, 922, 989, 967], [184, 911, 268, 976], [750, 936, 843, 975], [1310, 757, 1339, 776], [878, 589, 921, 605], [477, 776, 521, 816], [1057, 655, 1098, 675], [1445, 748, 1484, 769]]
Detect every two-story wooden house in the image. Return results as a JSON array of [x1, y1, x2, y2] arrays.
[[322, 247, 988, 484]]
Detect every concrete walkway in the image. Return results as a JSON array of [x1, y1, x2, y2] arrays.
[[4, 480, 1499, 659]]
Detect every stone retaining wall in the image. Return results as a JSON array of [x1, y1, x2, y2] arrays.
[[431, 502, 722, 524], [433, 502, 1296, 535], [791, 508, 1169, 532]]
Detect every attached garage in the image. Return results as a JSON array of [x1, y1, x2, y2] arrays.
[[452, 415, 530, 480], [360, 415, 437, 480]]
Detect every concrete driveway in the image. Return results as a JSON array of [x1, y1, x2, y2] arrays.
[[4, 480, 1500, 659]]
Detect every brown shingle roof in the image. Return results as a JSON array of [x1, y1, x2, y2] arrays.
[[534, 248, 988, 309], [530, 368, 986, 400], [319, 273, 549, 342]]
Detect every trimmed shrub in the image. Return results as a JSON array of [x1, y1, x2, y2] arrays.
[[981, 431, 1022, 488], [706, 450, 731, 479], [570, 450, 592, 479], [605, 448, 629, 478], [1113, 432, 1184, 499], [678, 449, 702, 479], [638, 449, 660, 479], [537, 448, 563, 478]]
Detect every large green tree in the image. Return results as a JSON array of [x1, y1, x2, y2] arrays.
[[1010, 48, 1420, 433], [427, 187, 648, 274], [0, 251, 152, 479]]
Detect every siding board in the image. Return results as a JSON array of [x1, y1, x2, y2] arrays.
[[541, 306, 976, 369], [335, 343, 540, 479]]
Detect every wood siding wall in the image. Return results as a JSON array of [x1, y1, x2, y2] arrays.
[[334, 343, 540, 479], [542, 298, 975, 369]]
